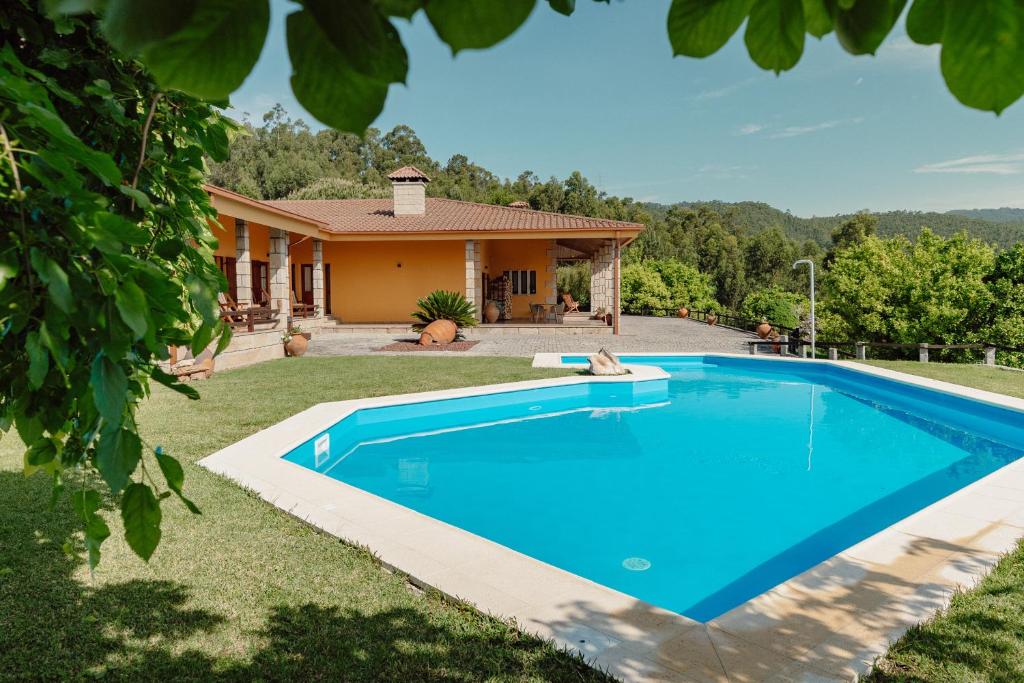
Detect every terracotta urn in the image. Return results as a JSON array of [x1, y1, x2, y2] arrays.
[[756, 319, 772, 339], [418, 319, 458, 345], [768, 329, 781, 353], [285, 333, 308, 357], [707, 313, 718, 326], [483, 300, 500, 324], [677, 307, 689, 319]]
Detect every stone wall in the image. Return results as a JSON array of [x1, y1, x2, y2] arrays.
[[465, 239, 482, 320], [590, 240, 615, 313]]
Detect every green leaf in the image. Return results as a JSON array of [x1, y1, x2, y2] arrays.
[[548, 0, 575, 15], [91, 353, 127, 422], [668, 0, 755, 58], [301, 0, 408, 84], [424, 0, 536, 54], [190, 321, 215, 357], [115, 279, 149, 340], [801, 0, 833, 38], [286, 10, 390, 133], [151, 367, 200, 399], [71, 489, 110, 570], [26, 331, 49, 389], [117, 184, 152, 209], [156, 451, 201, 513], [26, 438, 58, 466], [101, 0, 197, 54], [121, 483, 162, 561], [95, 212, 149, 245], [941, 0, 1024, 113], [95, 426, 141, 493], [906, 0, 944, 45], [375, 0, 422, 20], [29, 248, 72, 312], [141, 0, 271, 99], [744, 0, 805, 73], [832, 0, 907, 55]]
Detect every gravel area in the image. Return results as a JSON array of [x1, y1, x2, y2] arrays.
[[375, 340, 480, 352], [307, 315, 755, 358]]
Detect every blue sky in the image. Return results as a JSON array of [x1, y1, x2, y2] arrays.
[[229, 0, 1024, 216]]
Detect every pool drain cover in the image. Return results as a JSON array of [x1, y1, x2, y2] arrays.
[[622, 557, 651, 571]]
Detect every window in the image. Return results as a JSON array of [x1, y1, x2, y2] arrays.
[[503, 270, 537, 295]]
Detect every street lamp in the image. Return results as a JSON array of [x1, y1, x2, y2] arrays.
[[793, 259, 816, 357]]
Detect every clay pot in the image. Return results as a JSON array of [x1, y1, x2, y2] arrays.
[[418, 319, 458, 345], [483, 300, 500, 324], [756, 320, 772, 339], [706, 313, 718, 326], [604, 313, 613, 326], [285, 333, 308, 357], [677, 307, 689, 319]]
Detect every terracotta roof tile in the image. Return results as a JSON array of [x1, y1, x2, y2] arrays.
[[263, 197, 645, 235], [387, 166, 431, 181]]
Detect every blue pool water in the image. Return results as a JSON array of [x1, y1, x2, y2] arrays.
[[284, 356, 1024, 621]]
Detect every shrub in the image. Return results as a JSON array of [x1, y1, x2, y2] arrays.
[[739, 286, 808, 329], [648, 259, 717, 311], [286, 177, 390, 200], [557, 261, 591, 308], [621, 263, 672, 314], [411, 290, 478, 333]]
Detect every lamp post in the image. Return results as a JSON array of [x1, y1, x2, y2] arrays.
[[793, 259, 816, 357]]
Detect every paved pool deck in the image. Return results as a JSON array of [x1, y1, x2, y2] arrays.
[[306, 315, 756, 357]]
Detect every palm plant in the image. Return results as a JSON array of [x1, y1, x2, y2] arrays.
[[411, 290, 478, 333]]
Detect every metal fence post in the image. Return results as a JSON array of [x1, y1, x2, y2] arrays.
[[918, 343, 929, 363], [985, 346, 997, 366], [855, 342, 867, 360]]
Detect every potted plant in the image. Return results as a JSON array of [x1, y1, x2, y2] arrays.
[[677, 306, 689, 319], [282, 325, 310, 357], [756, 318, 773, 339], [411, 290, 477, 345], [706, 310, 718, 326]]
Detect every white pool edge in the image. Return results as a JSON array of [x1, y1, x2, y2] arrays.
[[200, 355, 1024, 682]]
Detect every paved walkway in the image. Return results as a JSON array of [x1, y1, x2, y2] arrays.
[[306, 315, 755, 357]]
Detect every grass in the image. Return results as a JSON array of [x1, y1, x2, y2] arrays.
[[859, 360, 1024, 681], [0, 356, 615, 682], [857, 360, 1024, 400]]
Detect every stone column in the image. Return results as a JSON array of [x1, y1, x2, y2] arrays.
[[234, 218, 252, 305], [269, 228, 289, 323], [544, 240, 558, 306], [464, 239, 482, 320], [312, 238, 325, 318], [589, 240, 614, 314]]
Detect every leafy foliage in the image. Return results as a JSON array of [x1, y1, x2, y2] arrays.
[[46, 0, 1024, 138], [620, 263, 673, 314], [556, 261, 591, 309], [411, 290, 478, 332], [647, 260, 717, 311], [739, 286, 808, 329], [1, 3, 227, 567]]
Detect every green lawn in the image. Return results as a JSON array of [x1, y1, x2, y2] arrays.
[[860, 361, 1024, 681], [857, 360, 1024, 399], [0, 356, 612, 682]]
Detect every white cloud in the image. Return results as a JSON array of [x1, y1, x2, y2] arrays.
[[736, 123, 766, 136], [855, 77, 864, 86], [876, 35, 939, 69], [694, 77, 758, 101], [769, 117, 864, 139], [698, 164, 757, 180], [914, 153, 1024, 175]]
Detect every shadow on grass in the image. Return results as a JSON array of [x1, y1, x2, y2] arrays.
[[0, 470, 610, 681]]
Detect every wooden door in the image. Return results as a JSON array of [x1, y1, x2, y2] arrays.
[[301, 264, 314, 305], [324, 264, 332, 315], [252, 260, 269, 305]]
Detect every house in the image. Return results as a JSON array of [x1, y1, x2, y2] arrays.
[[205, 167, 643, 365]]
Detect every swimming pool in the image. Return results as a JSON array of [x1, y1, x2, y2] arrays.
[[281, 355, 1024, 622]]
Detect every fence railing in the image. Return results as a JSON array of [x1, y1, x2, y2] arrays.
[[747, 339, 1024, 366], [634, 306, 798, 338]]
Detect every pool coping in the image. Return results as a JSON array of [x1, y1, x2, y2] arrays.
[[200, 355, 1024, 682]]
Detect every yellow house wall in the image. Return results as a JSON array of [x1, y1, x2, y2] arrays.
[[211, 215, 236, 257], [323, 240, 464, 323], [485, 239, 553, 318]]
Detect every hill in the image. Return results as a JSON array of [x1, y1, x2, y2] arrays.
[[643, 201, 1024, 248], [948, 207, 1024, 223]]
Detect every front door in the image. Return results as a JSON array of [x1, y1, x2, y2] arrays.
[[301, 264, 314, 305], [252, 260, 269, 305]]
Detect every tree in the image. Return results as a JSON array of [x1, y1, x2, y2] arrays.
[[739, 287, 808, 329], [48, 0, 1024, 136], [1, 3, 229, 567], [648, 260, 717, 311], [826, 211, 877, 264], [620, 263, 672, 314], [286, 177, 391, 200]]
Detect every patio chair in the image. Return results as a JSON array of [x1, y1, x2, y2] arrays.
[[290, 290, 317, 319], [548, 302, 566, 324], [219, 292, 248, 324], [561, 292, 581, 314]]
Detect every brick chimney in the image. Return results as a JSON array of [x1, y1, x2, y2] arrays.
[[388, 166, 430, 216]]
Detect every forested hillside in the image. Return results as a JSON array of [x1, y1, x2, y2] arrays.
[[643, 202, 1024, 249]]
